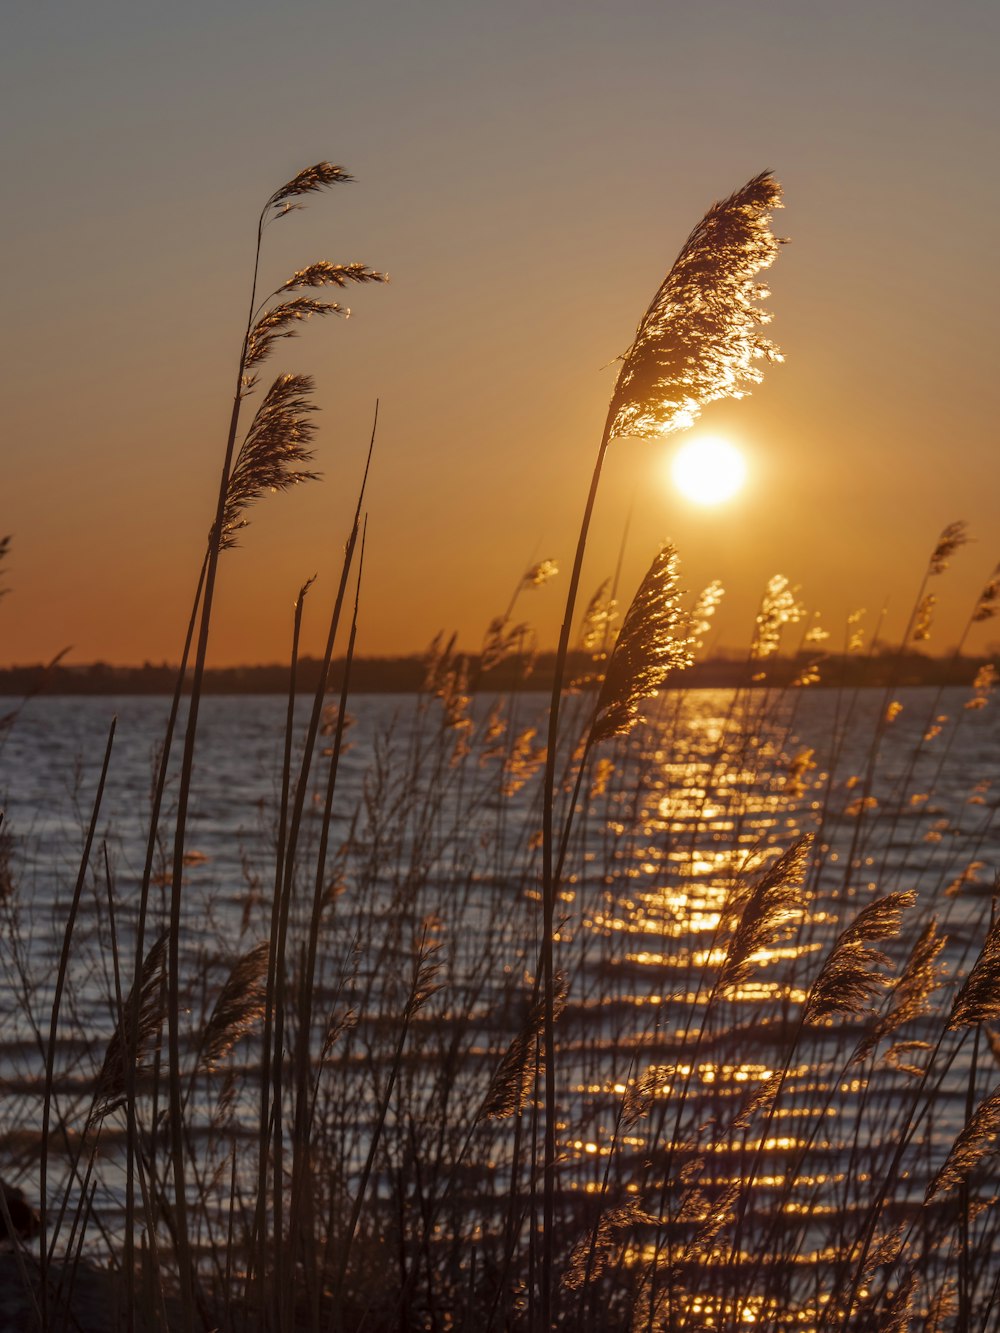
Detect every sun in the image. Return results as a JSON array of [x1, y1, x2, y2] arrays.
[[670, 435, 748, 506]]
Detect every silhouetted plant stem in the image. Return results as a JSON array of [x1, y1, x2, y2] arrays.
[[39, 716, 115, 1329], [124, 545, 206, 1321], [540, 412, 614, 1326], [289, 521, 367, 1326], [165, 210, 267, 1333]]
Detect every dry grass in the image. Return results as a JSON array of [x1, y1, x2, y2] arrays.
[[0, 166, 998, 1333]]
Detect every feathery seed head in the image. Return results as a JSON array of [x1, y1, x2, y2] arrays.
[[268, 162, 353, 213], [606, 171, 783, 441], [199, 942, 270, 1070], [874, 918, 948, 1041], [562, 1198, 654, 1291], [589, 544, 693, 744], [89, 932, 169, 1127], [477, 975, 567, 1122], [222, 373, 321, 548], [578, 578, 618, 653], [912, 594, 936, 643], [719, 835, 813, 993], [804, 891, 916, 1025], [753, 575, 806, 659], [523, 558, 559, 588], [245, 297, 346, 371], [687, 580, 725, 651], [948, 910, 1000, 1029], [278, 260, 388, 293], [965, 663, 998, 710], [973, 564, 1000, 621], [928, 520, 969, 575], [925, 1082, 1000, 1202]]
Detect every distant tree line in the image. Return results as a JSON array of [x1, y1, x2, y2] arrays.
[[0, 650, 996, 696]]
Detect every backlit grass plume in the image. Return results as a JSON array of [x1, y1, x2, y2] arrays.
[[245, 297, 348, 373], [589, 543, 692, 744], [606, 170, 783, 440], [278, 261, 387, 293], [266, 161, 353, 215], [197, 941, 270, 1071], [928, 519, 969, 575], [718, 835, 813, 994], [88, 931, 169, 1127], [804, 891, 916, 1025], [477, 978, 566, 1123], [924, 1081, 1000, 1201], [874, 917, 948, 1040], [947, 911, 1000, 1029], [222, 373, 321, 548]]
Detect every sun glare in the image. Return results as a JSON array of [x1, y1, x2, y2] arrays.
[[670, 435, 748, 506]]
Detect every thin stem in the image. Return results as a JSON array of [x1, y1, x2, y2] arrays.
[[540, 409, 614, 1327]]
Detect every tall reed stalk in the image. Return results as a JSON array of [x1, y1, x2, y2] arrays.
[[154, 161, 384, 1329], [539, 170, 785, 1325]]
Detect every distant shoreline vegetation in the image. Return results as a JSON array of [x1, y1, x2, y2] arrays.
[[1, 649, 997, 695]]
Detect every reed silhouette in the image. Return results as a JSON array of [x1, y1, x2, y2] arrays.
[[0, 166, 998, 1333]]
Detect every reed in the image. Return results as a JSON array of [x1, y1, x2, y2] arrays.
[[2, 162, 1000, 1333]]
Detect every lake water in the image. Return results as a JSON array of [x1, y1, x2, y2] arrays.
[[0, 685, 997, 1322]]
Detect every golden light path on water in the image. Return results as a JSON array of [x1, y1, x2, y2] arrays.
[[5, 679, 994, 1329], [552, 689, 916, 1330]]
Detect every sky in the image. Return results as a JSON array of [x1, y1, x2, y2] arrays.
[[2, 0, 999, 667]]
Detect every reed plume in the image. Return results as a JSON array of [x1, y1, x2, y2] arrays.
[[912, 593, 936, 642], [562, 1198, 653, 1291], [589, 543, 693, 744], [524, 558, 559, 587], [221, 373, 321, 546], [477, 976, 566, 1123], [621, 1067, 663, 1129], [89, 931, 169, 1127], [480, 616, 531, 673], [730, 1071, 783, 1131], [948, 910, 1000, 1029], [857, 917, 948, 1057], [752, 574, 806, 659], [925, 1283, 958, 1332], [267, 161, 353, 212], [606, 171, 783, 439], [244, 297, 347, 371], [972, 563, 1000, 621], [278, 260, 386, 292], [0, 535, 9, 600], [924, 1081, 1000, 1201], [578, 578, 617, 652], [718, 835, 812, 994], [804, 891, 916, 1024], [928, 519, 969, 575], [873, 1270, 917, 1332], [198, 941, 270, 1071], [686, 579, 725, 650]]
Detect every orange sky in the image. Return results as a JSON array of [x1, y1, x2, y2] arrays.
[[3, 1, 999, 668]]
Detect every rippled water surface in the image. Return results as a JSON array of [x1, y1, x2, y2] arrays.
[[1, 686, 997, 1326]]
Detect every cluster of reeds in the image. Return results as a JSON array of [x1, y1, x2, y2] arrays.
[[0, 164, 999, 1333]]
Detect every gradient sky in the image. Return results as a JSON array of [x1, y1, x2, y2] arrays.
[[3, 0, 999, 667]]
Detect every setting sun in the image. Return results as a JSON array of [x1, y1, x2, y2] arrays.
[[670, 435, 748, 506]]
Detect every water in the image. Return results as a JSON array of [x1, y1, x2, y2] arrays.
[[1, 685, 997, 1324]]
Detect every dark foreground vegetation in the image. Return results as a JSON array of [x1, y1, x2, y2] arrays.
[[1, 164, 999, 1332]]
